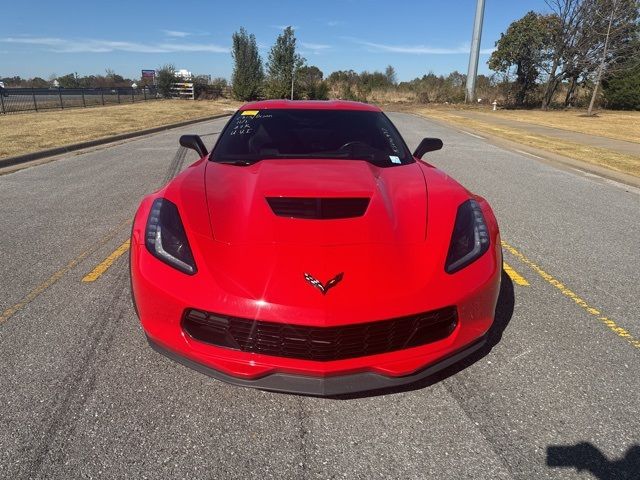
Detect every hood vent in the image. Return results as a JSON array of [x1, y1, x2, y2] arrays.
[[266, 197, 370, 220]]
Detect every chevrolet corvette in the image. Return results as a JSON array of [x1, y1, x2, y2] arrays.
[[130, 100, 502, 396]]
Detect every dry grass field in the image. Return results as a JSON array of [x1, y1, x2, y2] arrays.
[[388, 104, 640, 177], [0, 99, 241, 159], [467, 108, 640, 144]]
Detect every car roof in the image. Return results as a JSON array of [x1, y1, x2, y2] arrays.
[[239, 99, 381, 112]]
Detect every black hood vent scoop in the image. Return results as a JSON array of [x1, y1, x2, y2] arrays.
[[266, 197, 370, 219]]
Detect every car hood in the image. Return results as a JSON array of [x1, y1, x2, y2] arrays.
[[158, 158, 479, 320], [204, 159, 428, 246]]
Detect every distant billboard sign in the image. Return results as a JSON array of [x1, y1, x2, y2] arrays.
[[141, 70, 156, 78]]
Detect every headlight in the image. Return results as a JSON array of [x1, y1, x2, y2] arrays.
[[445, 199, 490, 274], [145, 198, 197, 275]]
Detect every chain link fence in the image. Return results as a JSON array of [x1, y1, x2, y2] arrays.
[[0, 86, 160, 114]]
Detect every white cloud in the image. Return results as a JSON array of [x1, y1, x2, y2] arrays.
[[327, 20, 343, 27], [271, 25, 300, 31], [299, 41, 331, 54], [162, 30, 190, 38], [300, 41, 330, 50], [1, 36, 228, 53], [349, 38, 494, 55]]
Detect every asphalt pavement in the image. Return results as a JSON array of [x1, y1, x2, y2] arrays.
[[1, 112, 638, 479]]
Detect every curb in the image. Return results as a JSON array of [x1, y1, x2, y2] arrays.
[[0, 112, 233, 169]]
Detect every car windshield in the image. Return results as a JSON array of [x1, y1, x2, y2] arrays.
[[211, 109, 413, 166]]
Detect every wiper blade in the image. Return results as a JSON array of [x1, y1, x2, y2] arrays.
[[216, 159, 256, 165]]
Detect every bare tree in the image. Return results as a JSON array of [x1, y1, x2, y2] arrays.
[[585, 0, 640, 114], [541, 0, 586, 109]]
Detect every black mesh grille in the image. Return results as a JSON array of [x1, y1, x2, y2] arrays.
[[266, 197, 370, 219], [182, 307, 458, 361]]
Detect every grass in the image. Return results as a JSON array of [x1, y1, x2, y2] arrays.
[[0, 99, 241, 159], [388, 104, 640, 178], [459, 108, 640, 144]]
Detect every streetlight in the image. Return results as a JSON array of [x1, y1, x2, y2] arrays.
[[465, 0, 486, 103]]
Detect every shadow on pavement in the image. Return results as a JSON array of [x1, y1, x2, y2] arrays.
[[331, 269, 515, 399], [547, 443, 640, 480]]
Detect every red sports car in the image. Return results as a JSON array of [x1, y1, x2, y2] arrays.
[[130, 100, 501, 396]]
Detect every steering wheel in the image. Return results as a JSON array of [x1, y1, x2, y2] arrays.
[[338, 141, 372, 151]]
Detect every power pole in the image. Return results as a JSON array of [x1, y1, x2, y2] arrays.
[[291, 70, 295, 100], [465, 0, 486, 103]]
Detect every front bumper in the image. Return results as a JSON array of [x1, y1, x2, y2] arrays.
[[131, 194, 502, 395], [147, 334, 486, 396]]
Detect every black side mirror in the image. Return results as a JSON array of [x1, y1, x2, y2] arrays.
[[179, 134, 208, 158], [413, 138, 443, 159]]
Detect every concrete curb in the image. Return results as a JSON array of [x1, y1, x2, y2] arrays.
[[0, 112, 233, 170]]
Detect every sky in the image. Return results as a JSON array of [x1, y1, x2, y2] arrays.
[[1, 0, 548, 82]]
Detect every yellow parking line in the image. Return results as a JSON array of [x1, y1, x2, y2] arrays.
[[0, 219, 131, 325], [502, 240, 640, 350], [82, 240, 130, 283], [503, 262, 530, 286]]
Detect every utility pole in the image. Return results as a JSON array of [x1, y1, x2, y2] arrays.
[[291, 68, 295, 100], [465, 0, 486, 103]]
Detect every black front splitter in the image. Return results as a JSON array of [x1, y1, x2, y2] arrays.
[[146, 335, 486, 397]]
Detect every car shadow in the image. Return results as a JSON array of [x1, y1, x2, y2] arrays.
[[547, 443, 640, 480], [328, 269, 515, 400]]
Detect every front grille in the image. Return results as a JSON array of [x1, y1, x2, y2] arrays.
[[266, 197, 370, 219], [182, 307, 457, 361]]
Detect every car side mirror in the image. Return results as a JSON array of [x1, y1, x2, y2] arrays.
[[413, 138, 443, 159], [179, 134, 208, 158]]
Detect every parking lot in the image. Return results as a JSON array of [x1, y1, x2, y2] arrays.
[[1, 113, 638, 479]]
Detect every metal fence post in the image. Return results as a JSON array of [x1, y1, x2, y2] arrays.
[[0, 92, 5, 114], [131, 88, 135, 103], [32, 87, 38, 112], [143, 87, 147, 101], [58, 87, 64, 109], [117, 89, 120, 103], [101, 88, 105, 106], [81, 88, 86, 107]]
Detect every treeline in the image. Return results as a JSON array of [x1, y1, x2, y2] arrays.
[[228, 26, 495, 104], [229, 12, 639, 110], [1, 70, 140, 89], [489, 0, 639, 111]]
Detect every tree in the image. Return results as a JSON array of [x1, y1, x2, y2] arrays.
[[603, 64, 640, 109], [265, 26, 305, 99], [385, 65, 397, 85], [540, 0, 587, 109], [57, 73, 80, 88], [585, 0, 639, 114], [29, 77, 49, 88], [489, 12, 552, 106], [297, 65, 329, 99], [156, 64, 177, 98], [231, 27, 264, 101]]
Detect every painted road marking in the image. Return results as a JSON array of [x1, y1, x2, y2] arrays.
[[503, 262, 530, 286], [0, 219, 131, 325], [502, 240, 640, 350], [514, 149, 544, 160], [460, 130, 486, 140], [82, 240, 131, 282]]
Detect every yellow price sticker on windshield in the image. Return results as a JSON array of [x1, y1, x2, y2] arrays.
[[241, 110, 259, 116]]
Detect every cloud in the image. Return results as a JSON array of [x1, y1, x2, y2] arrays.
[[327, 20, 343, 27], [1, 36, 228, 53], [349, 38, 494, 55], [162, 30, 190, 38], [299, 41, 331, 54], [271, 24, 300, 31]]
